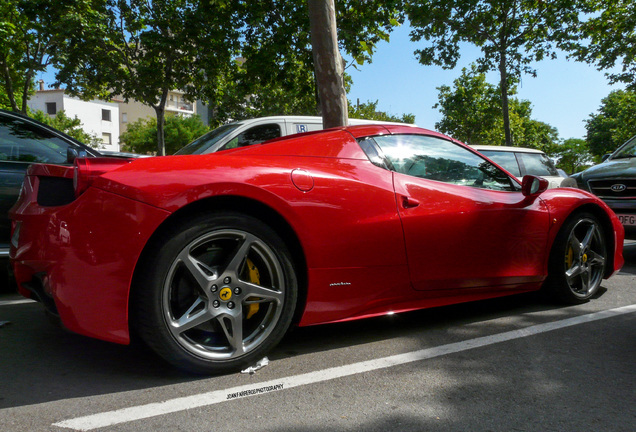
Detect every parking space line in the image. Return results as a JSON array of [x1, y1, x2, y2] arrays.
[[0, 299, 35, 306], [54, 304, 636, 431]]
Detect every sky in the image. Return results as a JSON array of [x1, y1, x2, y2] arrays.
[[345, 23, 624, 141], [36, 22, 622, 141]]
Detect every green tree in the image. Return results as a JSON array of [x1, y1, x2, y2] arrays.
[[549, 138, 593, 174], [120, 115, 209, 155], [210, 1, 404, 124], [349, 99, 414, 123], [585, 89, 636, 157], [0, 0, 97, 113], [55, 0, 240, 156], [407, 0, 579, 146], [435, 66, 558, 149], [568, 0, 636, 90], [434, 66, 501, 145], [31, 110, 100, 147]]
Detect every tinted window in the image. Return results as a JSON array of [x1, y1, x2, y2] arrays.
[[479, 150, 521, 177], [517, 152, 559, 177], [0, 116, 70, 164], [175, 123, 240, 155], [367, 134, 515, 191], [220, 124, 282, 151]]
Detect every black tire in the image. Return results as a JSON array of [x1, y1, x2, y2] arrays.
[[133, 212, 298, 374], [544, 212, 607, 304]]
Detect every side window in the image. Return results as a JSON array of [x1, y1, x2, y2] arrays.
[[517, 152, 559, 177], [0, 117, 70, 164], [219, 124, 282, 151], [368, 134, 515, 191], [479, 150, 521, 177]]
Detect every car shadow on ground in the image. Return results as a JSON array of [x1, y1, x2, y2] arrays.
[[1, 241, 633, 410], [619, 240, 636, 275], [0, 287, 594, 410]]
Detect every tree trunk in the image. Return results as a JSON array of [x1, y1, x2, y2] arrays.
[[0, 56, 19, 112], [308, 0, 348, 129], [154, 88, 170, 156], [20, 71, 33, 114], [499, 51, 512, 146]]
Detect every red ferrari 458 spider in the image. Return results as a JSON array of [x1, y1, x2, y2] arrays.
[[9, 124, 624, 374]]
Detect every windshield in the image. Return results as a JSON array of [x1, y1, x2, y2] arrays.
[[611, 135, 636, 160], [174, 123, 240, 155]]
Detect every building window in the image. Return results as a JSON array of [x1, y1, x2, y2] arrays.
[[122, 113, 128, 123], [102, 133, 111, 146], [46, 102, 57, 115], [102, 109, 111, 121]]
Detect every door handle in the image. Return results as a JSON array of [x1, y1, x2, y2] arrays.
[[402, 196, 420, 209]]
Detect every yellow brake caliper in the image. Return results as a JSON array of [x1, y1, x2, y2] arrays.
[[566, 246, 574, 269], [246, 258, 260, 319]]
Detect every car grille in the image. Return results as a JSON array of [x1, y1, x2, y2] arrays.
[[588, 179, 636, 199]]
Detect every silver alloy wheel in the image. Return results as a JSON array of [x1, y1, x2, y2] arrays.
[[563, 217, 606, 298], [162, 229, 285, 360]]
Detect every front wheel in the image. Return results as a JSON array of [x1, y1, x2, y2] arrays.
[[133, 212, 298, 374], [544, 212, 607, 304]]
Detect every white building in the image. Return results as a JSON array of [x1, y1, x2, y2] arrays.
[[118, 89, 199, 134], [27, 83, 121, 152]]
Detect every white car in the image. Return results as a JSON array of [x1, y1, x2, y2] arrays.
[[175, 116, 413, 155], [471, 145, 566, 189]]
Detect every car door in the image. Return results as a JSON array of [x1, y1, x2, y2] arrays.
[[363, 134, 551, 291]]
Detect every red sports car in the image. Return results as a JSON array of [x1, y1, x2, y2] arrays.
[[9, 125, 624, 374]]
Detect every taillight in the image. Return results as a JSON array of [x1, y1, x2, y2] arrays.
[[73, 157, 131, 197]]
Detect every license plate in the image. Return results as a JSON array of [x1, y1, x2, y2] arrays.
[[617, 214, 636, 226]]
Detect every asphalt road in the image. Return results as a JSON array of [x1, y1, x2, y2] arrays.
[[1, 242, 634, 432]]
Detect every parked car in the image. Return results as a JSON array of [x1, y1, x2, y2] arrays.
[[10, 125, 624, 374], [470, 145, 566, 188], [570, 135, 636, 239], [0, 109, 103, 287], [175, 115, 412, 155]]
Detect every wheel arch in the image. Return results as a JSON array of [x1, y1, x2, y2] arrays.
[[553, 202, 617, 279], [129, 195, 309, 330]]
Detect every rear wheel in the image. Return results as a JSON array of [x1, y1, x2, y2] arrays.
[[134, 212, 297, 374], [544, 212, 607, 304]]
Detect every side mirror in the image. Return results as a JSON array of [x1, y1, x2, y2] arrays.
[[67, 147, 87, 163], [602, 154, 611, 162], [521, 175, 549, 196]]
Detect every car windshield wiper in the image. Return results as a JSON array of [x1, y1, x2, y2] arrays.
[[612, 154, 636, 159]]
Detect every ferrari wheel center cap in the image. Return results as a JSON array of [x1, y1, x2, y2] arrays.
[[219, 287, 232, 301]]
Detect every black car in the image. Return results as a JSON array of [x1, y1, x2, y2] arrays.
[[571, 135, 636, 239], [0, 109, 101, 287]]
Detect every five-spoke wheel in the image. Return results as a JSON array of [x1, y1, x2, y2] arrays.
[[545, 212, 607, 304], [134, 212, 297, 374]]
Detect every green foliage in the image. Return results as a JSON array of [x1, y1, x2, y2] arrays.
[[30, 110, 100, 147], [207, 1, 404, 124], [585, 89, 636, 157], [0, 0, 95, 113], [549, 138, 594, 174], [568, 0, 636, 90], [434, 66, 559, 149], [348, 99, 415, 123], [406, 0, 579, 146], [120, 115, 209, 155], [53, 1, 405, 154]]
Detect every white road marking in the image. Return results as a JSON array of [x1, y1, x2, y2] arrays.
[[0, 298, 35, 306], [55, 304, 636, 431]]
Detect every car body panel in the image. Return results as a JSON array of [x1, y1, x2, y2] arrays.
[[0, 109, 101, 256], [9, 125, 625, 345]]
